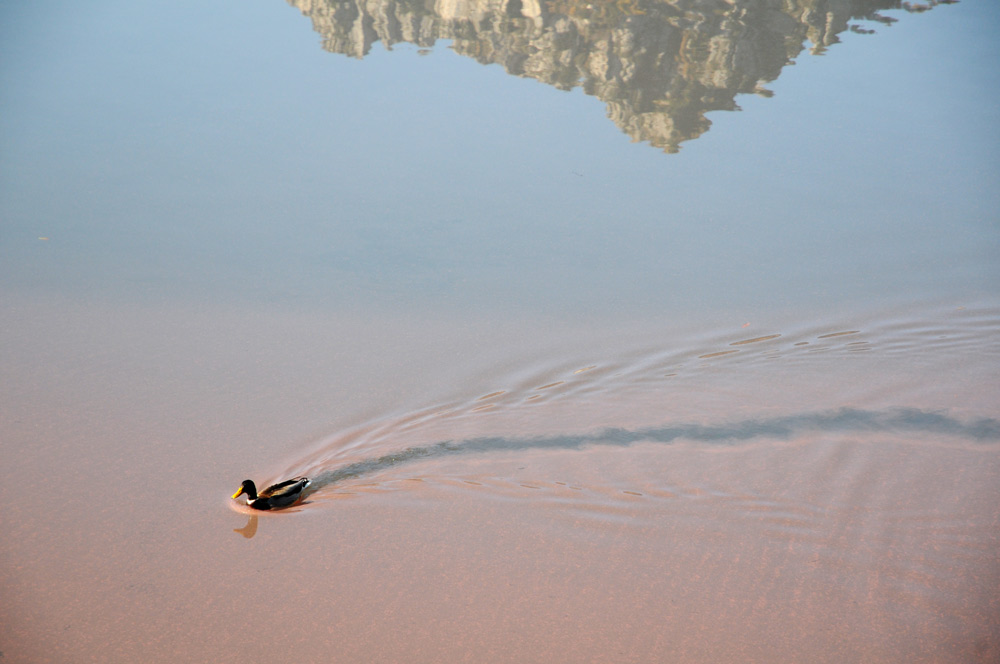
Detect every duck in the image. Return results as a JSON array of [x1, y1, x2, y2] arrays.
[[232, 477, 310, 510]]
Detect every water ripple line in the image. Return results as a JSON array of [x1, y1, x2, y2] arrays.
[[305, 408, 1000, 491]]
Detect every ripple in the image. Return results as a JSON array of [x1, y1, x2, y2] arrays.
[[730, 334, 782, 346], [271, 302, 1000, 501]]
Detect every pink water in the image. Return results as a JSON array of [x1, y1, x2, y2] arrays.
[[2, 296, 997, 663]]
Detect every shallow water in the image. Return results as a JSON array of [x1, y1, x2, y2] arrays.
[[2, 0, 999, 662]]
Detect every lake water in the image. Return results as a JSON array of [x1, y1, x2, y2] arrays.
[[1, 0, 998, 662]]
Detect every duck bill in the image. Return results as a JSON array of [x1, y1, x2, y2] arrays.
[[231, 488, 245, 499]]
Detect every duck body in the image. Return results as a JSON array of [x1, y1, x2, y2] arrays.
[[232, 477, 310, 510]]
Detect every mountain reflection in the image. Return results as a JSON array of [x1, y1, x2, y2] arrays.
[[288, 0, 949, 152]]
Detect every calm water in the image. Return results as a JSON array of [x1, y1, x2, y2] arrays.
[[1, 0, 998, 662]]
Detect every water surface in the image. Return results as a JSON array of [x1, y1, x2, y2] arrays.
[[1, 0, 998, 662]]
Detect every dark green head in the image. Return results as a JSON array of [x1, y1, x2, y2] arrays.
[[232, 479, 258, 501]]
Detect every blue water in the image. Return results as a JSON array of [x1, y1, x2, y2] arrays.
[[1, 0, 997, 321]]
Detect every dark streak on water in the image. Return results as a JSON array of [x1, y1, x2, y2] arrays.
[[307, 408, 1000, 490]]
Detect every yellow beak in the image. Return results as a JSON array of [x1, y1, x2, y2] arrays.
[[231, 488, 245, 499]]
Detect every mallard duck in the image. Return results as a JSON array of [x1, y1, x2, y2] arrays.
[[232, 477, 310, 510]]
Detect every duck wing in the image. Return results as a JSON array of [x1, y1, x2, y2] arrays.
[[258, 477, 311, 505], [259, 477, 308, 498]]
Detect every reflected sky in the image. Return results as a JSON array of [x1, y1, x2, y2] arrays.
[[0, 0, 997, 321]]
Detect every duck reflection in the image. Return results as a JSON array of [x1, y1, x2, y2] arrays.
[[287, 0, 950, 152], [234, 514, 259, 538]]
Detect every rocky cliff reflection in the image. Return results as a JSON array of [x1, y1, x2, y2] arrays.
[[288, 0, 948, 152]]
